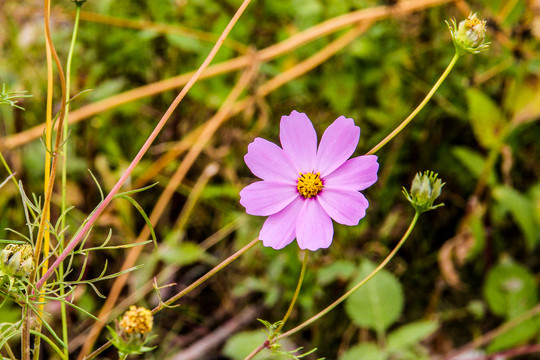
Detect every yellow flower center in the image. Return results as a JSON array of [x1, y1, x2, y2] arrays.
[[297, 172, 323, 198], [119, 306, 153, 334]]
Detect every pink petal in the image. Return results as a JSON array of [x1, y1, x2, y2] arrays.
[[239, 181, 298, 216], [244, 138, 298, 183], [323, 155, 379, 191], [296, 199, 334, 251], [279, 111, 317, 172], [259, 197, 304, 249], [314, 116, 360, 176], [317, 188, 369, 226]]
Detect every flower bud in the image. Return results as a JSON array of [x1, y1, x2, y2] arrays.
[[447, 13, 490, 55], [403, 171, 445, 213], [109, 306, 155, 357], [0, 244, 34, 277], [119, 305, 153, 335]]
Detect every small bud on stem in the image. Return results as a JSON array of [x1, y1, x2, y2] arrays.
[[403, 171, 445, 213], [0, 243, 34, 278], [447, 13, 490, 55]]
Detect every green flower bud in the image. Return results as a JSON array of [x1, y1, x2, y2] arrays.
[[109, 306, 155, 358], [447, 13, 490, 56], [403, 171, 445, 213], [0, 244, 34, 277]]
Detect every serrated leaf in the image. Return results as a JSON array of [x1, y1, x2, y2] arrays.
[[344, 260, 404, 333], [493, 186, 540, 249], [466, 88, 505, 148], [339, 343, 386, 360], [483, 259, 538, 319], [387, 320, 438, 352]]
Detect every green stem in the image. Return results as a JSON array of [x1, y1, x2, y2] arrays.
[[367, 53, 460, 155], [0, 152, 37, 221], [0, 151, 18, 189], [275, 250, 309, 335], [1, 336, 17, 360], [58, 5, 82, 357], [278, 212, 420, 340]]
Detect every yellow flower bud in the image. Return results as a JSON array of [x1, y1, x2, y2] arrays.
[[119, 305, 153, 335]]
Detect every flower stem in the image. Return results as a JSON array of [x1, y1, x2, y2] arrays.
[[243, 251, 309, 360], [366, 52, 460, 155], [0, 152, 18, 189], [278, 212, 420, 340], [0, 335, 17, 360], [58, 4, 83, 358], [275, 250, 309, 335], [158, 237, 259, 310], [243, 341, 269, 360], [83, 237, 259, 360]]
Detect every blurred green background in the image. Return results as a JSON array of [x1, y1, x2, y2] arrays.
[[1, 0, 540, 359]]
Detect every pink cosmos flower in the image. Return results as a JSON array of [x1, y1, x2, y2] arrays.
[[239, 111, 379, 251]]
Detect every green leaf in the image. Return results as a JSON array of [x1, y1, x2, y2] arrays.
[[493, 186, 540, 249], [344, 260, 404, 333], [466, 88, 505, 148], [166, 34, 203, 52], [339, 343, 386, 360], [483, 259, 538, 319], [223, 331, 290, 360], [317, 260, 356, 286], [451, 146, 497, 184], [114, 194, 158, 249], [487, 317, 539, 353], [87, 78, 126, 102], [158, 242, 205, 267], [387, 320, 438, 352]]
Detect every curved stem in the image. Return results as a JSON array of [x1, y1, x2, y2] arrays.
[[158, 237, 259, 310], [366, 53, 459, 155], [278, 212, 420, 340], [275, 251, 309, 335]]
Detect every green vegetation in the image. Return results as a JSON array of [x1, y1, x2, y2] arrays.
[[1, 0, 540, 359]]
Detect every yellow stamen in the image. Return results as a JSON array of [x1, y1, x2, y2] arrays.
[[297, 172, 323, 198], [119, 305, 153, 334]]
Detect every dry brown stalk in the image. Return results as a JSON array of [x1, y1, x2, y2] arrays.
[[1, 0, 454, 151], [76, 51, 259, 359]]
